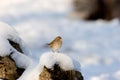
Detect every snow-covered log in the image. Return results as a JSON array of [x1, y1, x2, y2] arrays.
[[18, 52, 84, 80], [39, 52, 84, 80], [0, 22, 83, 80], [0, 22, 32, 80]]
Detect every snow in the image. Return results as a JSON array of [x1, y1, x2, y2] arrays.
[[90, 73, 109, 80], [114, 70, 120, 80], [14, 17, 120, 80], [18, 52, 79, 80], [0, 0, 120, 80], [11, 51, 32, 69], [0, 22, 31, 56], [0, 22, 79, 80], [0, 36, 11, 56], [17, 63, 41, 80], [0, 22, 19, 42], [0, 22, 32, 69], [39, 52, 74, 70]]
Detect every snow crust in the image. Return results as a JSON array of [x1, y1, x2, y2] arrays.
[[40, 52, 76, 70], [0, 22, 31, 56]]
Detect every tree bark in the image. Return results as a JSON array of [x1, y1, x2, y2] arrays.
[[39, 64, 84, 80]]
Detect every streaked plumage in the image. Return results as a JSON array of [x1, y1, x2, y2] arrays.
[[48, 36, 62, 53]]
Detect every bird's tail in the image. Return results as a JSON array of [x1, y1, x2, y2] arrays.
[[42, 43, 49, 48]]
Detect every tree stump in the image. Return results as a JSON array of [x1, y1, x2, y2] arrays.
[[0, 39, 25, 80], [39, 64, 84, 80], [0, 56, 18, 80]]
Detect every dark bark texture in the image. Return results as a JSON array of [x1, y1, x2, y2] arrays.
[[39, 64, 84, 80], [0, 39, 25, 80]]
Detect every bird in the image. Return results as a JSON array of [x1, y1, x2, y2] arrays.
[[48, 36, 62, 53]]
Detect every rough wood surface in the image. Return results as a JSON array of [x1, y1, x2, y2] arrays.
[[0, 39, 25, 80], [0, 56, 18, 80]]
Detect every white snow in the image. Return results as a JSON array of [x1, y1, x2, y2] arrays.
[[17, 64, 41, 80], [0, 22, 79, 80], [0, 22, 31, 56], [0, 36, 11, 56], [39, 52, 74, 70], [11, 51, 32, 69], [0, 22, 19, 42], [90, 73, 109, 80], [0, 0, 120, 80], [18, 52, 80, 80], [114, 70, 120, 80], [14, 17, 120, 80], [0, 22, 32, 69]]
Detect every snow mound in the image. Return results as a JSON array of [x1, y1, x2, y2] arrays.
[[0, 36, 12, 56], [18, 52, 81, 80], [17, 64, 41, 80], [0, 22, 19, 42], [0, 22, 32, 69], [11, 51, 32, 69], [40, 52, 80, 70], [0, 22, 31, 56]]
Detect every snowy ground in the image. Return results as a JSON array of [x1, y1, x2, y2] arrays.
[[0, 0, 120, 80]]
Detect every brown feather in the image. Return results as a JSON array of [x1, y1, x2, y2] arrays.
[[48, 36, 62, 52]]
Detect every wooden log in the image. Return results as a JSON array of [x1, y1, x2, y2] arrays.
[[0, 39, 25, 80], [39, 64, 84, 80], [0, 56, 18, 80]]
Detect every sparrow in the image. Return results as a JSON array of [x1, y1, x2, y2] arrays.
[[48, 36, 62, 53]]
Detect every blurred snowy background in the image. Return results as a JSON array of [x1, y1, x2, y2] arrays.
[[0, 0, 120, 80]]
